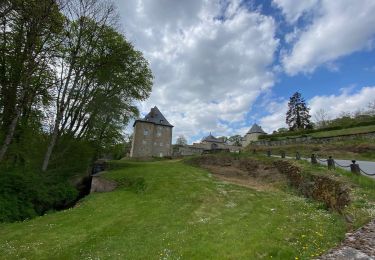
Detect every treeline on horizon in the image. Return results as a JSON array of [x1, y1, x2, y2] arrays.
[[260, 102, 375, 140], [0, 0, 152, 222]]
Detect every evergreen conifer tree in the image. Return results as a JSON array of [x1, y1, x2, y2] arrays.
[[286, 92, 312, 130]]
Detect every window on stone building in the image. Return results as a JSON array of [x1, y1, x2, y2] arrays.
[[144, 129, 149, 136], [157, 127, 162, 137]]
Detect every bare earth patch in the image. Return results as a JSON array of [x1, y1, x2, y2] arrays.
[[202, 163, 287, 191]]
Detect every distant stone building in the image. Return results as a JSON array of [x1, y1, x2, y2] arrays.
[[130, 106, 173, 158], [242, 124, 267, 146], [200, 133, 226, 149], [176, 133, 241, 156]]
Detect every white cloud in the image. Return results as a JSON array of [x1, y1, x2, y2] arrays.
[[259, 100, 288, 133], [259, 86, 375, 133], [272, 0, 318, 24], [280, 0, 375, 75], [116, 0, 279, 142], [309, 86, 375, 118]]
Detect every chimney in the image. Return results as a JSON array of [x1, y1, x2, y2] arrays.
[[150, 107, 156, 118]]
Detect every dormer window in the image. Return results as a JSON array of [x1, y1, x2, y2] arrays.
[[160, 119, 164, 123]]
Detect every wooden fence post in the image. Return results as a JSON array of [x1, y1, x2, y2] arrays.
[[327, 156, 335, 170], [350, 160, 360, 175], [311, 154, 318, 164]]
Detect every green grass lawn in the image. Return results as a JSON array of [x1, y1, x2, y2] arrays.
[[0, 160, 351, 259]]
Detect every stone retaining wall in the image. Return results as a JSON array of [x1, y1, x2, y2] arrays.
[[274, 160, 350, 211], [252, 131, 375, 146], [90, 172, 117, 193]]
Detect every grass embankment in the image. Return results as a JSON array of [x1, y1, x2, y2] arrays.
[[310, 125, 375, 138], [0, 159, 353, 259], [248, 138, 375, 161], [260, 125, 375, 141]]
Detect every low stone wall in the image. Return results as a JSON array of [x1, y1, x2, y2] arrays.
[[274, 160, 350, 211], [90, 172, 117, 193], [178, 146, 205, 156], [252, 131, 375, 146], [177, 143, 241, 156]]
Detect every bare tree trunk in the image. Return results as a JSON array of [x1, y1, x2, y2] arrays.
[[41, 111, 62, 171], [0, 109, 20, 162]]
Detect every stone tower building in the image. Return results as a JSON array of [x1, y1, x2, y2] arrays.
[[130, 106, 173, 158], [242, 124, 266, 147]]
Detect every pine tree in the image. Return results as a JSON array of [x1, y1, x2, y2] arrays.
[[286, 92, 312, 130]]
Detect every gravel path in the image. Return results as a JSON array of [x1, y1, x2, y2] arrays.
[[318, 219, 375, 260]]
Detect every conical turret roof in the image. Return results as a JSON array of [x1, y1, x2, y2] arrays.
[[247, 124, 266, 134]]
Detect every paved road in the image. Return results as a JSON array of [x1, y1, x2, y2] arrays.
[[319, 159, 375, 178], [271, 155, 375, 179]]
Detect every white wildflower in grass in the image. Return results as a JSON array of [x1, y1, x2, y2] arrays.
[[198, 217, 209, 223], [225, 201, 237, 208], [366, 206, 375, 217]]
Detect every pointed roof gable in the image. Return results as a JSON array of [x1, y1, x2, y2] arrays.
[[247, 124, 266, 134], [133, 106, 173, 127], [202, 133, 225, 143]]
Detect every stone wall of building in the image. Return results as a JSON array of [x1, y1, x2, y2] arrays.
[[242, 133, 263, 146], [130, 122, 172, 157], [192, 142, 241, 152], [178, 146, 205, 156], [251, 131, 375, 147], [176, 143, 241, 156]]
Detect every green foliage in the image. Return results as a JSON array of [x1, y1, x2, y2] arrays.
[[0, 0, 153, 222], [286, 92, 312, 130], [0, 169, 78, 222], [228, 134, 242, 146]]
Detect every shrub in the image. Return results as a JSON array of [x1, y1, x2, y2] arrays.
[[0, 169, 78, 222]]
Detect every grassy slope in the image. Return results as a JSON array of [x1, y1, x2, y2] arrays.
[[0, 160, 350, 259], [248, 138, 375, 161], [264, 125, 375, 140], [310, 125, 375, 138]]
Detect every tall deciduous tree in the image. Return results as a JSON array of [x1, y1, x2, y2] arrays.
[[41, 0, 152, 171], [314, 108, 330, 128], [0, 0, 63, 162], [176, 135, 187, 146], [286, 92, 312, 130], [228, 135, 242, 146]]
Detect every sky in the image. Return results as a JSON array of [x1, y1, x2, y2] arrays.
[[114, 0, 375, 143]]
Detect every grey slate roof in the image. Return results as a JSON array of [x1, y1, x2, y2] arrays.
[[247, 124, 266, 134], [133, 106, 173, 127], [202, 133, 225, 143]]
